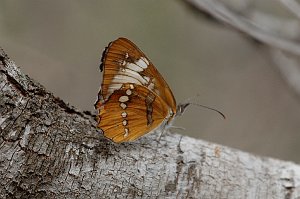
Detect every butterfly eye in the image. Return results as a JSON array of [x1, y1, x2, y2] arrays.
[[169, 110, 174, 117]]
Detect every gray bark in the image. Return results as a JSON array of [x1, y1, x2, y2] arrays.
[[1, 48, 300, 199]]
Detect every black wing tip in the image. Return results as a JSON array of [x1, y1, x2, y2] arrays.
[[99, 40, 114, 72], [99, 46, 108, 72]]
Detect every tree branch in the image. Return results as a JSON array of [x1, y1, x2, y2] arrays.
[[1, 48, 300, 198], [279, 0, 300, 19], [184, 0, 300, 55], [183, 0, 300, 108]]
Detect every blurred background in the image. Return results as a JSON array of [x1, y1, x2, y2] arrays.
[[1, 1, 300, 162]]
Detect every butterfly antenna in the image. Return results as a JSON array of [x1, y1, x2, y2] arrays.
[[177, 102, 226, 119]]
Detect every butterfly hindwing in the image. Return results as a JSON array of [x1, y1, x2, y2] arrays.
[[97, 83, 170, 143]]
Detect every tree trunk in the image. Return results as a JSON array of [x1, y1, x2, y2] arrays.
[[1, 48, 300, 199]]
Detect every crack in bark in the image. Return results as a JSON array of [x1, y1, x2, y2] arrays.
[[177, 135, 184, 154], [2, 98, 30, 142], [3, 71, 28, 96]]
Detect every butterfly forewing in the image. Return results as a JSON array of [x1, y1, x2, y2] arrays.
[[96, 38, 177, 142], [99, 38, 176, 111], [97, 83, 170, 143]]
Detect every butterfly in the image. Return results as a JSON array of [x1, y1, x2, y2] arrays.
[[95, 37, 181, 143], [95, 38, 225, 143]]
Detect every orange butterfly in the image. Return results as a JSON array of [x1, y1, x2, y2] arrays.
[[95, 38, 178, 143], [95, 38, 225, 142]]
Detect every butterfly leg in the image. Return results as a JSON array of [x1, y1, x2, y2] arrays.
[[155, 128, 165, 143]]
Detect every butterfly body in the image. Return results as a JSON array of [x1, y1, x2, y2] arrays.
[[95, 38, 176, 143]]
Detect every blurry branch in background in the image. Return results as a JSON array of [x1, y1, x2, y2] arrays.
[[279, 0, 300, 19], [184, 0, 300, 99]]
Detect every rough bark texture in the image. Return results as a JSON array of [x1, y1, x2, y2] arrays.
[[1, 48, 300, 199]]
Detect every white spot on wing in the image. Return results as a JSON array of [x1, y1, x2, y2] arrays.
[[148, 82, 155, 90], [141, 57, 149, 65], [143, 76, 150, 82], [121, 112, 127, 117], [124, 128, 129, 137], [107, 83, 123, 97], [117, 69, 147, 84], [120, 103, 127, 109], [119, 96, 129, 102], [113, 75, 141, 85], [126, 63, 143, 72], [135, 58, 148, 69], [122, 120, 128, 126], [126, 89, 132, 95], [121, 60, 126, 66], [109, 83, 123, 89], [110, 69, 148, 87]]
